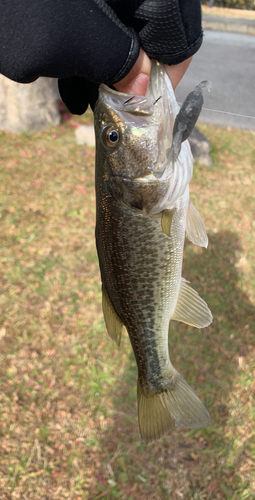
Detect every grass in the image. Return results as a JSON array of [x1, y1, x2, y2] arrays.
[[0, 112, 255, 499], [202, 6, 255, 19]]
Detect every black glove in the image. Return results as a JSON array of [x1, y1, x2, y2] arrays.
[[60, 0, 203, 114], [0, 0, 202, 114]]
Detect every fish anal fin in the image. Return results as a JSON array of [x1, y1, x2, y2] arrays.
[[137, 370, 210, 444], [161, 209, 175, 236], [102, 286, 123, 346], [186, 202, 208, 248], [172, 278, 212, 328]]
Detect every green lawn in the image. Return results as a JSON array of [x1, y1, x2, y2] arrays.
[[0, 114, 254, 499]]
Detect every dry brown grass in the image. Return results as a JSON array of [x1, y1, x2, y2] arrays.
[[202, 5, 255, 19], [0, 114, 255, 499]]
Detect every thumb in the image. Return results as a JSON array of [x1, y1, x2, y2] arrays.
[[164, 57, 193, 90], [113, 48, 151, 96]]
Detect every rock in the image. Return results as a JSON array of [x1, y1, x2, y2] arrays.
[[188, 127, 212, 167], [75, 125, 95, 146], [0, 76, 60, 133]]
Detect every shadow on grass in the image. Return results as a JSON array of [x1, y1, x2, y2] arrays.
[[92, 230, 255, 499]]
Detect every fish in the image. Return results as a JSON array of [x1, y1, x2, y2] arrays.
[[94, 60, 212, 444]]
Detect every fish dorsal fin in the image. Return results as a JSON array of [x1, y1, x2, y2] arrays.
[[102, 286, 124, 346], [161, 209, 175, 237], [172, 278, 212, 328], [186, 202, 208, 248]]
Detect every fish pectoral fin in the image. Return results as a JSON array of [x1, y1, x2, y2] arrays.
[[137, 370, 210, 444], [172, 278, 212, 328], [186, 202, 208, 248], [102, 286, 124, 347], [161, 209, 175, 237]]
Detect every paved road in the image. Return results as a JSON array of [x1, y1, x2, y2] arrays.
[[175, 30, 255, 130]]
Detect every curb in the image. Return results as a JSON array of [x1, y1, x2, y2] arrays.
[[202, 14, 255, 36]]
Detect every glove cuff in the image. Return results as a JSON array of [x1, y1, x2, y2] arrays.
[[105, 29, 140, 86], [153, 32, 203, 66]]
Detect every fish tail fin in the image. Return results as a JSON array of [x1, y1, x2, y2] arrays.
[[137, 370, 210, 444]]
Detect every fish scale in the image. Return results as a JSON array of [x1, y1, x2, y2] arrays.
[[94, 60, 212, 443]]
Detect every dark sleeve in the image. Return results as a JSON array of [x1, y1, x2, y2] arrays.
[[0, 0, 140, 84]]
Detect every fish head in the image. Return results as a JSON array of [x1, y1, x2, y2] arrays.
[[94, 61, 193, 215], [94, 85, 159, 180]]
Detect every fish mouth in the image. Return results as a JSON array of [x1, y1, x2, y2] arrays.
[[114, 167, 170, 184], [134, 167, 171, 182], [99, 85, 154, 116], [133, 172, 162, 182]]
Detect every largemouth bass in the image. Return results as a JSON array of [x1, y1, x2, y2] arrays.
[[94, 61, 212, 443]]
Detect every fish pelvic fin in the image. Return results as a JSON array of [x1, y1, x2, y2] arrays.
[[186, 202, 208, 248], [102, 285, 124, 347], [172, 278, 212, 328], [137, 371, 210, 444], [161, 209, 175, 236]]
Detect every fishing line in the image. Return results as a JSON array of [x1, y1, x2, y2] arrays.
[[201, 107, 255, 120], [123, 96, 136, 105], [177, 103, 255, 121], [153, 96, 162, 105]]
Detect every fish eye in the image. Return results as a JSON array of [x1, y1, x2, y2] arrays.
[[103, 126, 120, 148]]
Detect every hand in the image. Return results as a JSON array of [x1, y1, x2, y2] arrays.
[[59, 0, 202, 114], [58, 0, 202, 114], [0, 1, 201, 113], [114, 49, 192, 96], [164, 57, 193, 92]]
